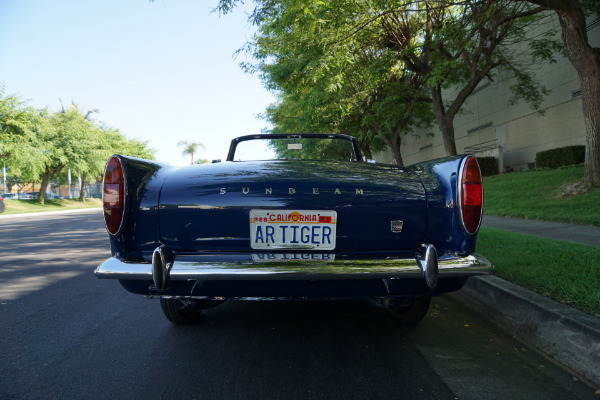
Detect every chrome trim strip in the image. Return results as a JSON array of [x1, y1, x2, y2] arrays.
[[95, 253, 493, 281]]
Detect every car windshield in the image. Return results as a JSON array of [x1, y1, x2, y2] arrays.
[[231, 136, 359, 162]]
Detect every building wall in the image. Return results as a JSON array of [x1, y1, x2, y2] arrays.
[[375, 13, 599, 171]]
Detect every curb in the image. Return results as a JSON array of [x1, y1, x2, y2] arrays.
[[449, 275, 600, 387], [0, 207, 102, 220]]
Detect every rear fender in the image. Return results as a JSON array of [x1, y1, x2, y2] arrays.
[[107, 155, 173, 261], [407, 156, 477, 256]]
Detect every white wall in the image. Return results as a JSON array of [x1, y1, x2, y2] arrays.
[[375, 13, 598, 171]]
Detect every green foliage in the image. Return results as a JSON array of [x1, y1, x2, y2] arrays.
[[581, 0, 600, 15], [476, 156, 499, 176], [0, 87, 154, 201], [0, 87, 47, 181], [231, 0, 442, 164], [48, 105, 96, 174], [102, 126, 154, 160], [65, 123, 154, 187], [483, 165, 600, 225], [220, 0, 555, 160], [529, 32, 564, 63], [477, 227, 600, 316], [535, 145, 585, 169], [508, 68, 551, 112]]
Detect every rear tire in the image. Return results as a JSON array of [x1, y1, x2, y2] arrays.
[[160, 299, 205, 324], [388, 297, 431, 325]]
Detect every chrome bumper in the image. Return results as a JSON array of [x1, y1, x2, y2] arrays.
[[95, 249, 493, 291]]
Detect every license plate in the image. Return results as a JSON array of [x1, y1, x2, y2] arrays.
[[251, 253, 335, 262], [249, 210, 337, 250]]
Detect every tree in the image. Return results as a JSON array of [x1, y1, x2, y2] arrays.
[[356, 74, 434, 165], [225, 0, 436, 165], [220, 0, 550, 160], [514, 0, 600, 191], [0, 87, 47, 182], [66, 107, 103, 202], [263, 71, 433, 165], [75, 124, 155, 202], [1, 88, 155, 202], [178, 140, 205, 164], [34, 105, 96, 204], [378, 1, 551, 155]]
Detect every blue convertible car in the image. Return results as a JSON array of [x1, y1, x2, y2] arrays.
[[95, 134, 492, 324]]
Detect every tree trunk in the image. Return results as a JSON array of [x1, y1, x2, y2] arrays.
[[382, 135, 404, 166], [360, 143, 373, 161], [78, 177, 87, 202], [582, 72, 600, 188], [431, 87, 458, 156], [391, 133, 404, 166], [37, 165, 64, 204], [390, 142, 404, 166], [37, 172, 50, 205], [555, 6, 600, 188], [379, 133, 404, 167]]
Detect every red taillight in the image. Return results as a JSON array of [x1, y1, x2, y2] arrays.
[[459, 156, 483, 234], [103, 156, 125, 235]]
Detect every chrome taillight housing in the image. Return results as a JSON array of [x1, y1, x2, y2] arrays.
[[458, 156, 483, 235], [103, 156, 126, 235]]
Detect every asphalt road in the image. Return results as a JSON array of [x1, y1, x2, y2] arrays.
[[0, 210, 596, 399]]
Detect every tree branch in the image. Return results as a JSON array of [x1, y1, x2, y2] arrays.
[[511, 0, 571, 10]]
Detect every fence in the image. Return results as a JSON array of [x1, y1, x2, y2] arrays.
[[1, 176, 102, 200]]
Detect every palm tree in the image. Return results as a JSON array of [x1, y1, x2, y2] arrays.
[[177, 140, 205, 165]]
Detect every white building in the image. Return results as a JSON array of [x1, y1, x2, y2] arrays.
[[376, 13, 600, 172]]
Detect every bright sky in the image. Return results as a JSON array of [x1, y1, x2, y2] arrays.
[[0, 0, 276, 165]]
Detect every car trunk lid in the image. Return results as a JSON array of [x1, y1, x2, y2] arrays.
[[158, 161, 427, 252]]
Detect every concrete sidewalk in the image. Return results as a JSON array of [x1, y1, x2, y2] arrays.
[[482, 214, 600, 247], [0, 207, 102, 220], [450, 215, 600, 387]]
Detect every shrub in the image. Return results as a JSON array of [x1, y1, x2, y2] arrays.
[[477, 156, 499, 176], [535, 145, 585, 169]]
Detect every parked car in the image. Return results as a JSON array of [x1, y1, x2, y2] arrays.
[[1, 192, 33, 200], [26, 191, 59, 199], [95, 134, 492, 324]]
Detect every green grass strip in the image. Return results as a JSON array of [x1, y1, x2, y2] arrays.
[[476, 227, 600, 317], [1, 198, 102, 215], [483, 165, 600, 226]]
